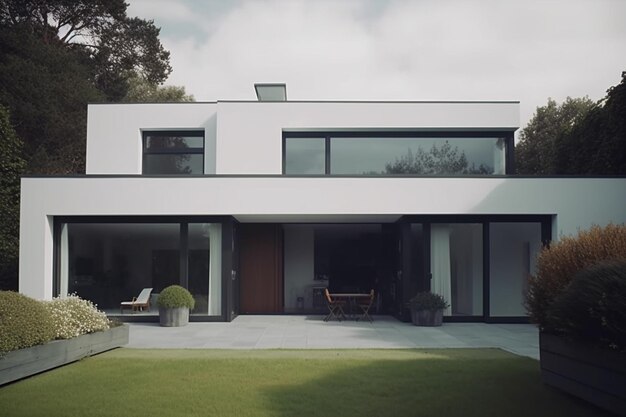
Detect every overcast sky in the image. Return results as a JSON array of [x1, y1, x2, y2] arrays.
[[126, 0, 626, 129]]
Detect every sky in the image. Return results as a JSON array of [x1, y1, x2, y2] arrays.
[[126, 0, 626, 129]]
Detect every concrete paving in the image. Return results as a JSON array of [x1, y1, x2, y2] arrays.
[[126, 315, 540, 360]]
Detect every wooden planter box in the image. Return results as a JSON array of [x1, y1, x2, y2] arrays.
[[0, 324, 129, 386], [540, 332, 626, 416], [410, 309, 443, 326]]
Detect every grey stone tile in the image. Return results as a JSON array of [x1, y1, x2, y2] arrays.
[[125, 316, 539, 359]]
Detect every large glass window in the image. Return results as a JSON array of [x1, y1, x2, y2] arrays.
[[63, 223, 180, 314], [489, 222, 542, 316], [284, 134, 507, 176], [431, 223, 483, 316], [332, 138, 504, 175], [59, 221, 222, 316], [143, 131, 204, 175], [284, 137, 326, 174]]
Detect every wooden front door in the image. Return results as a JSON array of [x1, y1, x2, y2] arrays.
[[239, 224, 283, 313]]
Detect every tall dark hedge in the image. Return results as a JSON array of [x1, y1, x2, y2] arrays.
[[546, 260, 626, 351], [0, 105, 24, 290]]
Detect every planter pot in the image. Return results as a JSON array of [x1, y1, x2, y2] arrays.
[[159, 307, 190, 327], [539, 332, 626, 416], [0, 324, 129, 386], [410, 309, 443, 326]]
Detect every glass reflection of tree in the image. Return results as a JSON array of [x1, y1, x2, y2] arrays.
[[149, 136, 192, 174], [384, 141, 491, 175]]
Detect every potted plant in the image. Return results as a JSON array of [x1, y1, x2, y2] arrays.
[[407, 292, 449, 326], [157, 285, 195, 327], [526, 224, 626, 416]]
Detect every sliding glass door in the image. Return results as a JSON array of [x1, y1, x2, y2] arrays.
[[421, 217, 548, 321], [430, 223, 483, 317], [56, 218, 224, 318], [489, 222, 542, 317]]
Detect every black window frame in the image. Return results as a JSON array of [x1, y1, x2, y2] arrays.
[[400, 214, 552, 323], [282, 131, 515, 176], [52, 215, 236, 322], [142, 130, 205, 175]]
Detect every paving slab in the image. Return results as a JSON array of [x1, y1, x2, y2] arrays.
[[126, 315, 539, 359]]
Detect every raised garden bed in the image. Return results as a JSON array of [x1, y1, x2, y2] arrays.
[[540, 332, 626, 416], [0, 324, 128, 386]]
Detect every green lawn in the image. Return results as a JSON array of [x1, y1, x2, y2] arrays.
[[0, 348, 612, 417]]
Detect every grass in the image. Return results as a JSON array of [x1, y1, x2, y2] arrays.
[[0, 348, 613, 417]]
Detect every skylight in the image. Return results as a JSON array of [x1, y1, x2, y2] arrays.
[[254, 83, 287, 101]]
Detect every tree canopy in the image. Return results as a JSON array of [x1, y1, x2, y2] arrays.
[[554, 73, 626, 175], [0, 27, 104, 173], [0, 0, 171, 100], [122, 74, 194, 103], [515, 97, 594, 175], [516, 73, 626, 175], [0, 0, 192, 290]]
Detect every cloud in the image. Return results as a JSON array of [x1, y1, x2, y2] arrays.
[[127, 0, 197, 23], [129, 0, 626, 128]]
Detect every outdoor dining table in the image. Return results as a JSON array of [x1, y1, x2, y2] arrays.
[[329, 293, 371, 320]]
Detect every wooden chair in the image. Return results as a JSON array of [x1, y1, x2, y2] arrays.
[[120, 288, 153, 314], [356, 289, 375, 323], [323, 288, 346, 322]]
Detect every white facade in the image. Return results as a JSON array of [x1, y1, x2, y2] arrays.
[[20, 176, 626, 300], [86, 101, 519, 175], [19, 99, 626, 321]]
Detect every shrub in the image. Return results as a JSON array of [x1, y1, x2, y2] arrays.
[[0, 291, 55, 355], [546, 260, 626, 351], [526, 223, 626, 328], [157, 285, 195, 309], [45, 295, 110, 339], [407, 292, 449, 311]]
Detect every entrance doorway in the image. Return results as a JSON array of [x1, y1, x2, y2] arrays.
[[239, 224, 283, 313]]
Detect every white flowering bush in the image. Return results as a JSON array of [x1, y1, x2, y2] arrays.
[[45, 295, 110, 339]]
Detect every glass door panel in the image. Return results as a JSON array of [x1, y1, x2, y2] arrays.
[[430, 223, 483, 316], [489, 222, 541, 317]]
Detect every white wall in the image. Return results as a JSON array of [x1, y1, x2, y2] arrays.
[[86, 101, 519, 175], [86, 103, 217, 174], [19, 176, 626, 299], [216, 101, 520, 174], [283, 225, 316, 311]]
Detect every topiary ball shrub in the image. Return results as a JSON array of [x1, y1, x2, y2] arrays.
[[546, 260, 626, 351], [157, 285, 195, 310], [45, 294, 110, 340], [526, 223, 626, 328], [0, 291, 55, 355], [408, 292, 449, 311]]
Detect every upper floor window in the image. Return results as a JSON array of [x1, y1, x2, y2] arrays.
[[283, 132, 511, 176], [284, 137, 326, 175], [142, 131, 204, 175]]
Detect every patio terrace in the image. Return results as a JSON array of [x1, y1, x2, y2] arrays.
[[126, 315, 539, 359]]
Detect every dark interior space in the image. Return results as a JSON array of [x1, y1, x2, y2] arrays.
[[313, 224, 399, 313]]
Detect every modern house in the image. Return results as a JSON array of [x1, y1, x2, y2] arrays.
[[19, 84, 626, 323]]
